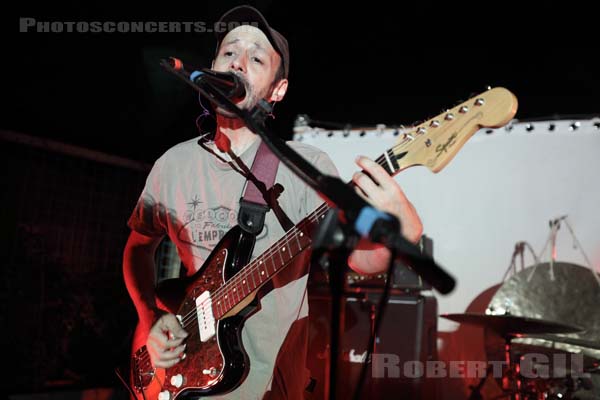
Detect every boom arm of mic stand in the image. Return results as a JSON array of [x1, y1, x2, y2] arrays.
[[164, 66, 455, 294]]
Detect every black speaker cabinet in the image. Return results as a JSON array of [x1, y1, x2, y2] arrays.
[[307, 291, 438, 400]]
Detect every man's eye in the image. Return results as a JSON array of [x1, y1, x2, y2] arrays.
[[252, 57, 263, 64], [223, 51, 233, 57]]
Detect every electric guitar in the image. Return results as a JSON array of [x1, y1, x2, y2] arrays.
[[127, 87, 518, 399]]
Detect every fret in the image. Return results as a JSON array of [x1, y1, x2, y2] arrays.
[[232, 284, 239, 303], [277, 243, 286, 266], [212, 300, 219, 320], [297, 229, 307, 249], [225, 282, 235, 307], [283, 235, 293, 260], [257, 262, 265, 282], [242, 273, 250, 294], [260, 258, 269, 279], [283, 244, 292, 260], [249, 266, 257, 289], [217, 294, 224, 313], [294, 228, 303, 254], [223, 292, 230, 311], [257, 259, 266, 279], [259, 253, 273, 277], [253, 264, 262, 287], [268, 252, 277, 274], [237, 283, 243, 300]]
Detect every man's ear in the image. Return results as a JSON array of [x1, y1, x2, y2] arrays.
[[211, 59, 215, 69], [269, 79, 288, 102]]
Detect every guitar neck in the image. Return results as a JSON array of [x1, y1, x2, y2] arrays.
[[211, 86, 518, 319]]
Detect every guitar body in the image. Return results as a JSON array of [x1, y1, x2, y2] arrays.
[[129, 225, 257, 399]]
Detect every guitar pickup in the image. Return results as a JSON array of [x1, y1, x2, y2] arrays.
[[196, 291, 216, 342]]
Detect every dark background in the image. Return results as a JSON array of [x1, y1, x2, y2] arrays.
[[4, 1, 599, 163], [2, 0, 599, 397]]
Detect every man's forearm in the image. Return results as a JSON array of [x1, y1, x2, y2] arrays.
[[348, 228, 422, 274], [123, 246, 161, 326], [348, 241, 391, 275]]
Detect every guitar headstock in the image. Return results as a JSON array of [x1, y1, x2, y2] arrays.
[[392, 87, 518, 173]]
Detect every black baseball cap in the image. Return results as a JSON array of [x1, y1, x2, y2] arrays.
[[214, 5, 289, 79]]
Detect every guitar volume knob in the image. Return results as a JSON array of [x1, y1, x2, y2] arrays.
[[158, 390, 172, 400], [170, 374, 184, 388]]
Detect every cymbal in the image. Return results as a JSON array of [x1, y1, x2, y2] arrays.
[[441, 313, 583, 336], [485, 262, 600, 362], [487, 262, 600, 344]]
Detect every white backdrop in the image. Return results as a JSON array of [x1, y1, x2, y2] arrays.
[[294, 117, 600, 332]]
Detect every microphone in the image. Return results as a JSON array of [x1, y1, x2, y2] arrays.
[[164, 57, 246, 100]]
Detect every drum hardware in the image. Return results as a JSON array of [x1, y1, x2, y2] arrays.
[[442, 313, 587, 399]]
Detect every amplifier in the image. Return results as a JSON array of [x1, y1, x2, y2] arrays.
[[306, 291, 439, 400]]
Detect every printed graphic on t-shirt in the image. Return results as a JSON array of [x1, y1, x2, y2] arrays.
[[178, 195, 267, 252]]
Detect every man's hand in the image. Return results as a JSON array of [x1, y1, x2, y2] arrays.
[[352, 156, 422, 243], [147, 313, 189, 369]]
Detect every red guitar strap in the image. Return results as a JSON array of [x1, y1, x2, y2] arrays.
[[238, 140, 293, 234]]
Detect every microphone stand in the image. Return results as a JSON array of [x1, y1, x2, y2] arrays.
[[161, 60, 456, 399]]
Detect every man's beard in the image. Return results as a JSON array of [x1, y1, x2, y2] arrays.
[[214, 75, 265, 119], [214, 91, 260, 118]]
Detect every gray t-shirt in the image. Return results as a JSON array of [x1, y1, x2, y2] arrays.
[[128, 136, 338, 399]]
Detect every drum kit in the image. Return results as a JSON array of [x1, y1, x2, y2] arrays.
[[442, 262, 600, 400]]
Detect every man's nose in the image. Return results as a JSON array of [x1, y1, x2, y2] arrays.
[[230, 55, 246, 73]]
